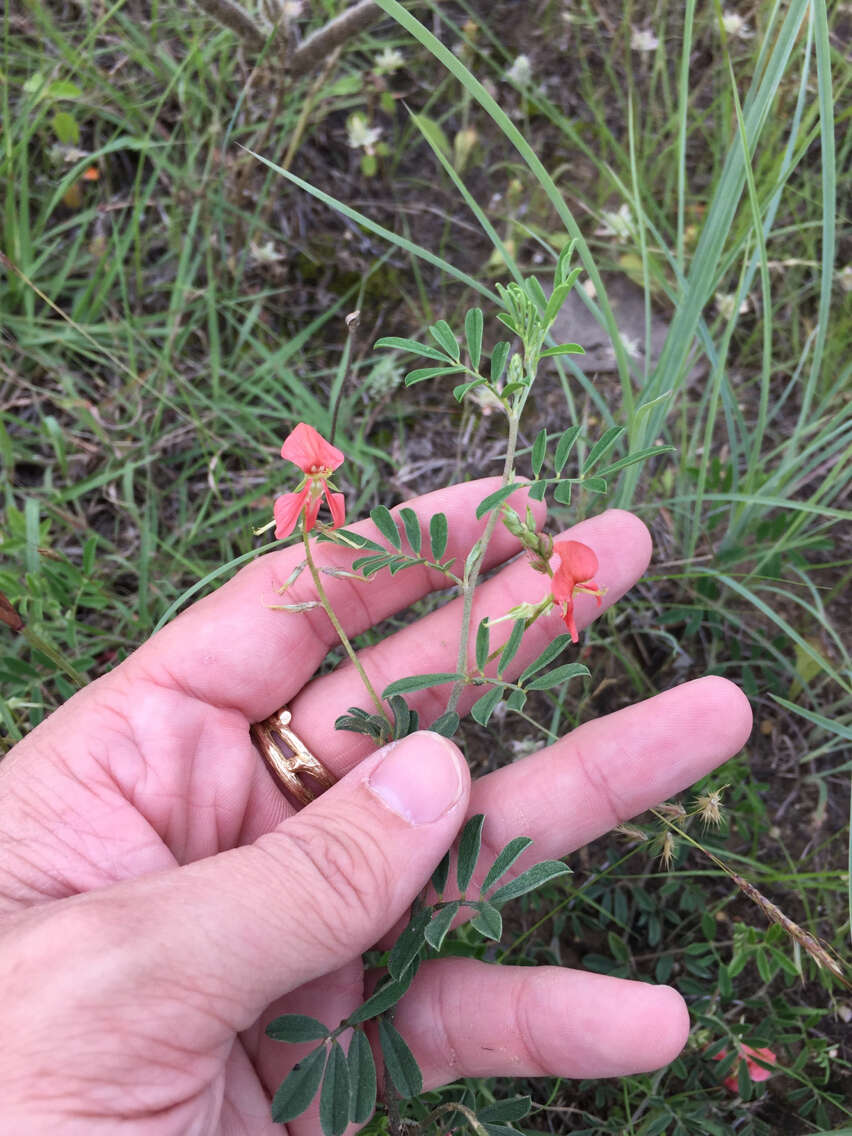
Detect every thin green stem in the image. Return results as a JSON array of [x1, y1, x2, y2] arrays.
[[446, 411, 520, 714], [302, 527, 390, 724], [23, 627, 87, 688]]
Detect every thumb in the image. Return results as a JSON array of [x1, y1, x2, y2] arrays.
[[19, 731, 469, 1035]]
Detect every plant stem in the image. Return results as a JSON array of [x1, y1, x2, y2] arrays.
[[428, 1101, 489, 1136], [23, 627, 87, 688], [190, 0, 381, 77], [383, 1052, 403, 1136], [446, 411, 520, 714], [302, 528, 390, 724]]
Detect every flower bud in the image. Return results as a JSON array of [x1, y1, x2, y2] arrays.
[[501, 506, 525, 538]]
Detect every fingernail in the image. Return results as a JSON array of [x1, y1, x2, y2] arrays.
[[368, 732, 464, 825]]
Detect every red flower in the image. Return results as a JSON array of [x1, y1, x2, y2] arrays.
[[712, 1044, 777, 1093], [550, 540, 603, 643], [273, 423, 346, 539]]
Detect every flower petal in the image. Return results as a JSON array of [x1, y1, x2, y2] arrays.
[[326, 490, 346, 530], [303, 491, 323, 532], [273, 490, 307, 539], [553, 539, 599, 583], [280, 422, 344, 473], [561, 602, 579, 643], [551, 561, 575, 606], [744, 1047, 776, 1082]]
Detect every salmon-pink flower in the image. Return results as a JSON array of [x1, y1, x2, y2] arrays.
[[273, 423, 345, 539], [550, 539, 603, 642], [712, 1044, 777, 1093]]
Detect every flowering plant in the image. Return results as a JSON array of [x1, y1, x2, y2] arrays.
[[256, 259, 688, 1133], [256, 245, 847, 1133]]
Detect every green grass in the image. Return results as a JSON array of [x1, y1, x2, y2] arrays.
[[1, 0, 850, 1131]]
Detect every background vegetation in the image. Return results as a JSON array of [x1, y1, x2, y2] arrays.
[[1, 0, 850, 1132]]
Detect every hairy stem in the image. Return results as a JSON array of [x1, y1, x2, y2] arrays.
[[302, 528, 390, 723], [446, 411, 520, 714], [191, 0, 381, 80], [383, 1050, 402, 1136], [429, 1101, 489, 1136], [290, 1, 379, 80], [191, 0, 271, 51]]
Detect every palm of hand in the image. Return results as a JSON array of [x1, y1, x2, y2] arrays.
[[1, 674, 305, 1130]]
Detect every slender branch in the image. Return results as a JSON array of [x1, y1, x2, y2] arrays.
[[383, 1048, 403, 1136], [290, 1, 379, 80], [23, 627, 87, 688], [429, 1102, 489, 1136], [445, 411, 520, 714], [302, 528, 390, 724], [192, 0, 270, 51], [191, 0, 381, 80], [651, 809, 850, 988]]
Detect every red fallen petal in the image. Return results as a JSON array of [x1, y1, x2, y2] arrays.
[[553, 539, 599, 583], [281, 422, 344, 473], [711, 1048, 740, 1093], [744, 1047, 777, 1081], [274, 490, 307, 539], [326, 490, 346, 530], [746, 1064, 773, 1083], [712, 1044, 776, 1092]]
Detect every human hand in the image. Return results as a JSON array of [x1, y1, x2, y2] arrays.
[[0, 479, 752, 1133]]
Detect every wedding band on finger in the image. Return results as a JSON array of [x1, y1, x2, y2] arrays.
[[250, 707, 337, 807]]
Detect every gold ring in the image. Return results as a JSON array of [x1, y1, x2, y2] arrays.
[[250, 707, 337, 807]]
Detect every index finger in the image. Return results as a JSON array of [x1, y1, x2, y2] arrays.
[[127, 479, 544, 721]]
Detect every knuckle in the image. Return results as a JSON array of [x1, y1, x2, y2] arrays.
[[514, 973, 552, 1076], [570, 729, 627, 828], [266, 817, 394, 949]]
